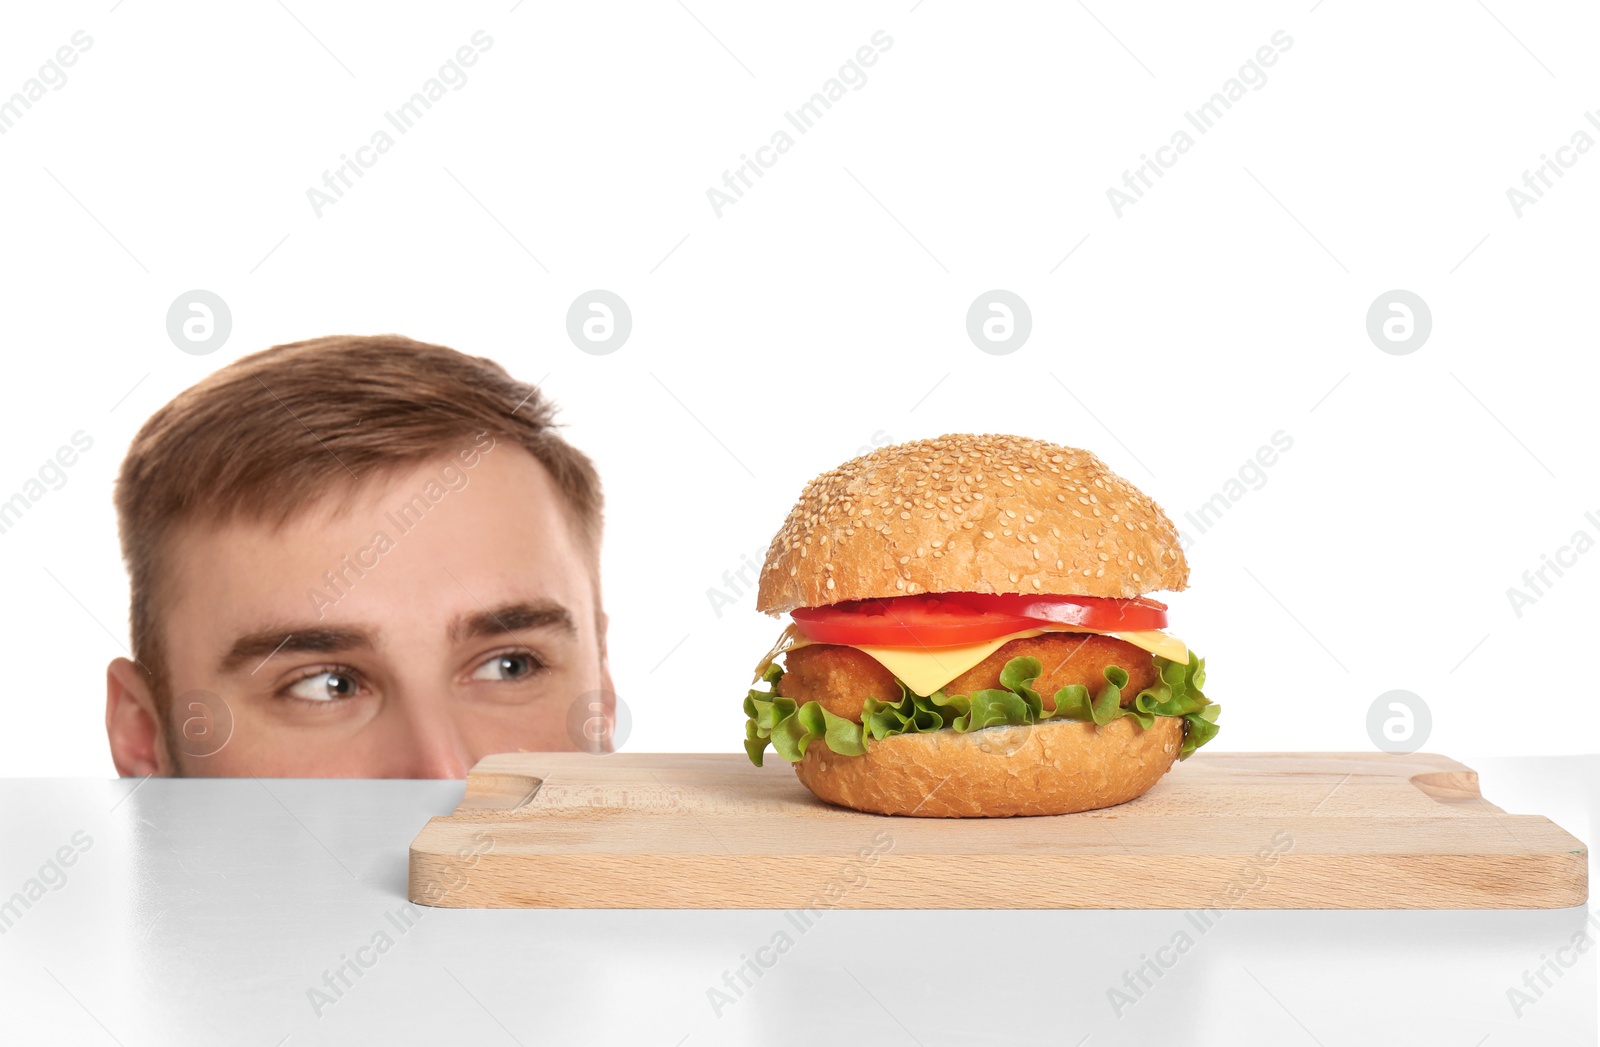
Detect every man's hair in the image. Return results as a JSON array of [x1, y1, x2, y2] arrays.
[[114, 334, 603, 701]]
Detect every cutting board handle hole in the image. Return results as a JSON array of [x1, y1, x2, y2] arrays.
[[1410, 770, 1497, 808], [458, 772, 545, 811]]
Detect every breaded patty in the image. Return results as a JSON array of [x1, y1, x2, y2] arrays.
[[774, 632, 1161, 724]]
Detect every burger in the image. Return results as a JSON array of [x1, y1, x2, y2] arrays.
[[741, 434, 1219, 817]]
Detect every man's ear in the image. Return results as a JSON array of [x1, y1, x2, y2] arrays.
[[106, 658, 172, 777], [595, 610, 620, 753]]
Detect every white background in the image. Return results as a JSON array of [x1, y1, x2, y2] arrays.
[[1, 0, 1596, 776]]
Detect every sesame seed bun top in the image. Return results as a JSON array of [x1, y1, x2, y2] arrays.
[[755, 433, 1188, 614]]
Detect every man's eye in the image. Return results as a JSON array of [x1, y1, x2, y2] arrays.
[[283, 670, 362, 702], [471, 652, 543, 682]]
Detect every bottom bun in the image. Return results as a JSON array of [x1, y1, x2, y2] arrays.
[[793, 715, 1183, 817]]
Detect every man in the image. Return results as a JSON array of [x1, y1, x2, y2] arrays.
[[104, 334, 614, 778]]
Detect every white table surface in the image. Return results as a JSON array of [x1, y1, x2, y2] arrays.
[[1, 755, 1594, 1047]]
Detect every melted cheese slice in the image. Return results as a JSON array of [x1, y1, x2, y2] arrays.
[[754, 622, 1187, 697]]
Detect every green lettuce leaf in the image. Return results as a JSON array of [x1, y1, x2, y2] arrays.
[[743, 651, 1219, 767]]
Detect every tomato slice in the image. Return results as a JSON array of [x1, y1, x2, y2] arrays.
[[941, 592, 1168, 632], [789, 592, 1169, 648], [790, 596, 1038, 648]]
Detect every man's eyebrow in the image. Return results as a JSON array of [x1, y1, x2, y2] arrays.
[[220, 627, 376, 675], [450, 601, 577, 645]]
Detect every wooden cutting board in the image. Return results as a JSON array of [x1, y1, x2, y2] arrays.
[[407, 751, 1587, 909]]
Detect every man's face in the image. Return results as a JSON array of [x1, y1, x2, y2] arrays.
[[113, 439, 611, 777]]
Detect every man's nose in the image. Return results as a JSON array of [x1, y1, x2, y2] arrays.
[[387, 697, 472, 779]]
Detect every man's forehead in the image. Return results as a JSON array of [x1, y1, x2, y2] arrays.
[[164, 445, 575, 552], [154, 445, 601, 663]]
